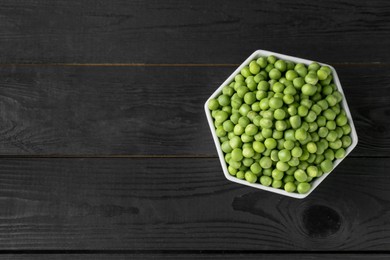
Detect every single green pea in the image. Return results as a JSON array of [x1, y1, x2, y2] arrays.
[[326, 94, 338, 107], [218, 94, 231, 107], [274, 92, 284, 99], [320, 159, 333, 173], [216, 125, 226, 137], [326, 130, 338, 142], [278, 149, 291, 162], [231, 98, 243, 110], [304, 73, 319, 86], [264, 138, 277, 150], [291, 147, 302, 158], [229, 159, 241, 169], [311, 104, 322, 116], [283, 129, 295, 141], [335, 127, 344, 138], [281, 94, 293, 104], [317, 69, 328, 81], [274, 59, 287, 72], [220, 136, 229, 143], [251, 102, 261, 112], [333, 91, 343, 103], [284, 140, 295, 150], [214, 110, 229, 123], [289, 115, 301, 129], [271, 150, 279, 162], [208, 99, 219, 110], [276, 161, 290, 172], [272, 180, 283, 189], [272, 82, 285, 93], [257, 57, 268, 68], [329, 139, 342, 150], [295, 64, 308, 78], [267, 55, 277, 64], [307, 153, 316, 163], [259, 98, 270, 110], [342, 124, 351, 135], [239, 165, 247, 172], [237, 86, 249, 98], [260, 176, 273, 186], [259, 118, 272, 129], [236, 171, 245, 179], [306, 142, 317, 153], [256, 90, 267, 101], [335, 148, 346, 159], [241, 66, 252, 78], [252, 141, 265, 153], [297, 182, 311, 194], [250, 162, 262, 175], [249, 60, 261, 74], [254, 73, 265, 84], [243, 92, 256, 105], [314, 154, 325, 165], [225, 153, 231, 162], [320, 75, 332, 86], [297, 105, 308, 117], [245, 171, 257, 183], [222, 120, 234, 132], [260, 156, 272, 169], [277, 139, 285, 150], [323, 109, 336, 121], [262, 128, 273, 138], [275, 120, 288, 131], [341, 136, 352, 148], [295, 128, 307, 141], [307, 166, 318, 177], [308, 62, 321, 71], [262, 168, 272, 176], [229, 136, 241, 151], [269, 68, 282, 80], [298, 161, 309, 170], [258, 81, 270, 91], [326, 121, 336, 131], [311, 132, 319, 142], [242, 147, 255, 158], [221, 141, 233, 153], [237, 116, 249, 128], [222, 106, 232, 114], [336, 114, 348, 126], [241, 134, 254, 143], [304, 111, 317, 123], [235, 74, 245, 82], [239, 104, 251, 116], [243, 158, 254, 167], [231, 148, 243, 162], [299, 149, 310, 161], [262, 110, 274, 120], [324, 149, 335, 161], [245, 124, 259, 136], [269, 97, 283, 109], [284, 70, 298, 81], [233, 123, 243, 135], [294, 169, 308, 182], [322, 85, 333, 96], [308, 122, 318, 133], [293, 77, 305, 88], [273, 108, 285, 120], [272, 169, 284, 180], [318, 127, 329, 138], [254, 132, 265, 142], [228, 165, 237, 176], [302, 83, 317, 96], [317, 100, 329, 111], [284, 182, 297, 193]]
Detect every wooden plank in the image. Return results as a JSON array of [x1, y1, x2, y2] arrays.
[[0, 66, 387, 156], [0, 253, 389, 260], [0, 157, 389, 250], [0, 0, 389, 63]]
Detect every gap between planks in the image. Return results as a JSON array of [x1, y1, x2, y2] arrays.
[[0, 62, 388, 67]]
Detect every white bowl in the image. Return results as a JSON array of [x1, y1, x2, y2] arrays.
[[204, 49, 358, 199]]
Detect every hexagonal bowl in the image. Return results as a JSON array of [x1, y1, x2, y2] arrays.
[[204, 49, 358, 199]]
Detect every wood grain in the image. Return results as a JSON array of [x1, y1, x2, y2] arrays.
[[0, 0, 389, 63], [0, 157, 388, 250], [0, 66, 388, 156], [0, 253, 389, 260]]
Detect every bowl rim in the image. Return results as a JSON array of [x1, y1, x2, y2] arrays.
[[204, 49, 358, 199]]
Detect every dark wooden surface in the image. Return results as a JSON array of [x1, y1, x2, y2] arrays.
[[0, 0, 389, 258]]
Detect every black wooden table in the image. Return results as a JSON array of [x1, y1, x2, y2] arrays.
[[0, 0, 389, 259]]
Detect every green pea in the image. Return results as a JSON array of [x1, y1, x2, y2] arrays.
[[322, 85, 333, 95], [293, 77, 305, 89], [264, 138, 277, 149], [301, 99, 313, 109], [237, 86, 249, 98], [239, 104, 251, 116], [254, 132, 265, 141], [320, 159, 333, 173], [333, 91, 343, 103], [208, 99, 219, 110], [276, 161, 290, 172], [250, 162, 262, 175], [257, 57, 268, 68], [335, 148, 346, 159], [274, 60, 287, 72], [306, 142, 317, 153], [254, 74, 265, 84], [278, 149, 291, 162], [302, 83, 317, 97], [314, 154, 325, 165], [320, 75, 332, 86], [241, 66, 252, 78], [270, 150, 279, 162], [284, 182, 297, 193], [291, 147, 302, 158], [236, 171, 245, 179], [329, 139, 342, 150], [341, 136, 352, 148], [307, 166, 318, 177], [249, 60, 261, 74], [284, 69, 298, 81], [317, 69, 328, 81], [308, 62, 320, 71], [294, 169, 308, 182], [336, 114, 348, 126], [300, 149, 310, 161], [263, 168, 272, 176], [253, 141, 265, 153], [283, 140, 295, 150], [326, 130, 338, 142], [229, 136, 241, 149], [243, 158, 254, 167], [295, 128, 307, 141], [216, 125, 226, 137], [260, 176, 273, 186], [317, 100, 329, 111], [272, 180, 283, 188], [245, 171, 257, 183], [269, 68, 282, 80], [221, 141, 233, 153], [305, 111, 317, 123], [326, 94, 338, 107], [267, 55, 277, 64], [323, 109, 336, 121], [245, 124, 259, 136], [260, 156, 272, 169], [272, 169, 284, 180], [218, 94, 230, 107], [324, 149, 334, 161], [275, 120, 288, 131], [229, 159, 241, 170], [297, 182, 311, 194], [262, 128, 273, 138], [258, 81, 270, 91], [342, 124, 351, 135], [295, 64, 308, 78], [231, 148, 243, 161], [228, 165, 237, 175], [289, 115, 301, 129], [268, 97, 283, 109]]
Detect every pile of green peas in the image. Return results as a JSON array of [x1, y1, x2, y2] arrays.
[[208, 55, 353, 194]]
